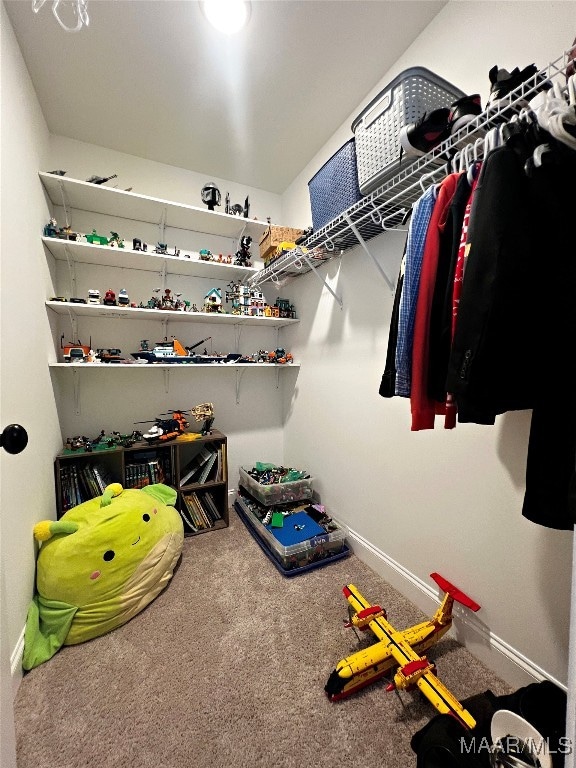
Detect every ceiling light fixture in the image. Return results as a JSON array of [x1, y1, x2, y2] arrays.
[[32, 0, 89, 33], [201, 0, 251, 35]]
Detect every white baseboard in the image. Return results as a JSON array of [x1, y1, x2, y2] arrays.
[[10, 626, 24, 696], [345, 525, 567, 693]]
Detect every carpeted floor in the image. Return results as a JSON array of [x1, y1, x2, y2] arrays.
[[14, 510, 511, 768]]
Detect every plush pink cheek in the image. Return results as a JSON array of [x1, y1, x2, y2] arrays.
[[90, 570, 101, 580]]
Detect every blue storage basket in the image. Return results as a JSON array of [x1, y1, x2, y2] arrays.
[[308, 139, 362, 232]]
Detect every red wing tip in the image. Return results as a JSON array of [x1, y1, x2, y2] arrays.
[[343, 586, 352, 598], [430, 572, 481, 612]]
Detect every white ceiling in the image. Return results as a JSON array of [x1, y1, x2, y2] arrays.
[[5, 0, 447, 193]]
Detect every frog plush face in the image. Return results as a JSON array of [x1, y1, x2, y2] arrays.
[[23, 483, 184, 670]]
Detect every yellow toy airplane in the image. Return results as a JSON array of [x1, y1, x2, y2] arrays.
[[325, 573, 481, 729]]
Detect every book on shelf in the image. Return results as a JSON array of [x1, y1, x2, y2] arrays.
[[178, 503, 199, 533], [59, 460, 117, 513], [197, 452, 218, 484], [181, 491, 223, 530], [203, 491, 222, 522], [182, 492, 207, 530], [179, 445, 217, 487]]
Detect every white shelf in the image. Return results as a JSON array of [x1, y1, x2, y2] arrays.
[[46, 300, 298, 327], [39, 172, 270, 241], [42, 237, 259, 280]]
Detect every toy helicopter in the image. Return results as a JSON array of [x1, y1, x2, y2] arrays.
[[325, 573, 481, 729], [135, 409, 190, 443]]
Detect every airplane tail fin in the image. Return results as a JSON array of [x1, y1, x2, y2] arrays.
[[430, 573, 481, 612]]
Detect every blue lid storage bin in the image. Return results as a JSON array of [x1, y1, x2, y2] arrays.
[[308, 138, 362, 232], [352, 67, 465, 195]]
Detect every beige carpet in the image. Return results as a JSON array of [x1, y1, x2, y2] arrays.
[[14, 510, 511, 768]]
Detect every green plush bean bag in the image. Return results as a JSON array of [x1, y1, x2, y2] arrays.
[[23, 482, 184, 670]]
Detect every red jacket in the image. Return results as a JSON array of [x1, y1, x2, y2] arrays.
[[410, 173, 460, 431]]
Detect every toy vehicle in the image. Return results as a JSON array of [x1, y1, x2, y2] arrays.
[[103, 289, 117, 306], [268, 348, 293, 364], [117, 288, 130, 306], [85, 229, 109, 245], [131, 336, 240, 365], [325, 573, 481, 729], [136, 409, 190, 443], [132, 337, 204, 364], [95, 348, 125, 363], [88, 289, 101, 304], [61, 335, 91, 363]]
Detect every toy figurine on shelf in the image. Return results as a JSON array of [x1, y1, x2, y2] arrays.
[[203, 288, 222, 313], [85, 173, 117, 185], [43, 218, 59, 238], [109, 232, 125, 248], [153, 242, 180, 257], [234, 235, 252, 267], [85, 229, 109, 246], [132, 238, 147, 252], [189, 402, 215, 435], [87, 289, 100, 304], [199, 248, 213, 262], [103, 289, 117, 306], [201, 182, 221, 211], [117, 288, 130, 307]]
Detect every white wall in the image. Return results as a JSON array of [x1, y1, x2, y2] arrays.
[[1, 3, 56, 766], [281, 0, 576, 688]]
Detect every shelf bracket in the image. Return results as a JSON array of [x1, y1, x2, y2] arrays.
[[72, 367, 81, 415], [343, 214, 395, 293], [233, 323, 243, 353], [158, 207, 167, 244], [296, 247, 343, 308], [64, 306, 79, 343], [64, 244, 77, 298], [56, 179, 72, 228], [235, 367, 246, 405]]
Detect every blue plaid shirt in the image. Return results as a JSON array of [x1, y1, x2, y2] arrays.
[[394, 184, 438, 397]]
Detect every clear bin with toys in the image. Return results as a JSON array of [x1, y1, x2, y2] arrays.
[[234, 487, 347, 571], [239, 465, 313, 506]]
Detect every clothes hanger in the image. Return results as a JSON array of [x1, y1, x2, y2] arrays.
[[418, 167, 441, 193], [381, 208, 409, 233]]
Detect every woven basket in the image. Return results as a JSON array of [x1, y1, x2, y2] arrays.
[[259, 226, 304, 260], [308, 139, 362, 232]]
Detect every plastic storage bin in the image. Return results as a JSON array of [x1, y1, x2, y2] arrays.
[[234, 494, 347, 572], [352, 67, 465, 195], [239, 466, 313, 506], [307, 138, 362, 232]]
